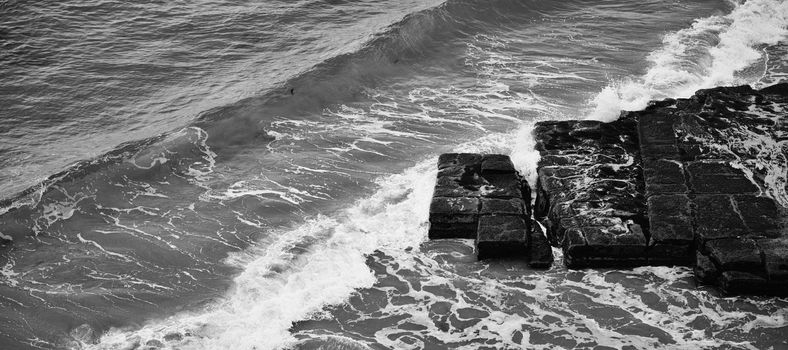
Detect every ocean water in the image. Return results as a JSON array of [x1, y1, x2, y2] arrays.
[[0, 0, 787, 349]]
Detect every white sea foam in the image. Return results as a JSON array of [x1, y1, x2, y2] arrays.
[[85, 126, 529, 350], [587, 0, 788, 121], [78, 2, 788, 348], [87, 155, 437, 349]]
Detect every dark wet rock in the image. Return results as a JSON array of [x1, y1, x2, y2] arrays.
[[429, 153, 535, 262], [529, 222, 553, 268], [479, 174, 523, 199], [533, 118, 647, 268], [646, 195, 694, 265], [647, 194, 692, 244], [642, 84, 788, 295], [686, 162, 759, 194], [434, 171, 482, 198], [532, 83, 788, 295], [438, 153, 482, 170], [476, 215, 528, 260], [480, 198, 524, 216], [733, 195, 786, 236], [427, 84, 787, 295], [642, 159, 687, 195], [428, 197, 479, 239], [704, 238, 763, 272], [481, 154, 516, 175], [694, 195, 749, 243], [719, 271, 769, 295], [756, 238, 788, 281], [648, 243, 693, 266]]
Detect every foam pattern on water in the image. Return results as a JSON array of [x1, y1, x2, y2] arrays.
[[291, 243, 787, 349], [5, 0, 788, 348], [82, 129, 523, 350]]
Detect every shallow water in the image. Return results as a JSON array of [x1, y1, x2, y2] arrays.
[[0, 0, 787, 349]]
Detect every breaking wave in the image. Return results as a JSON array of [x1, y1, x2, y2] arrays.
[[587, 0, 788, 121]]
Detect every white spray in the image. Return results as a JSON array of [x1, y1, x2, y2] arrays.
[[587, 0, 788, 121]]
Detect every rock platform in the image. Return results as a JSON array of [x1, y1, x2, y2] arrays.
[[429, 153, 552, 268], [533, 84, 788, 295], [428, 84, 787, 296]]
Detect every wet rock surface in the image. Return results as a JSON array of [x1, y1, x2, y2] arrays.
[[428, 153, 550, 267], [428, 84, 786, 295], [533, 118, 647, 268], [533, 83, 788, 295]]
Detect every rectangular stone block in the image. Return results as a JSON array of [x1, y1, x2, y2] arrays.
[[640, 143, 681, 161], [572, 179, 643, 205], [694, 195, 748, 242], [686, 162, 759, 194], [542, 202, 577, 245], [569, 198, 644, 218], [719, 271, 770, 295], [638, 112, 678, 145], [476, 215, 528, 260], [428, 197, 479, 239], [582, 224, 647, 247], [529, 221, 553, 268], [694, 252, 719, 284], [733, 195, 784, 236], [562, 228, 587, 268], [642, 159, 687, 195], [561, 214, 627, 229], [480, 198, 525, 216], [704, 237, 764, 273], [481, 154, 515, 175], [648, 194, 693, 244], [430, 196, 479, 215], [564, 224, 648, 268], [534, 118, 652, 269]]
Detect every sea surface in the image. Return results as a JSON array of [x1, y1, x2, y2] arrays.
[[1, 0, 787, 349]]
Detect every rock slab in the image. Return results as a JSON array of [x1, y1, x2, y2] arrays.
[[533, 118, 648, 268], [429, 153, 551, 267], [533, 83, 788, 296]]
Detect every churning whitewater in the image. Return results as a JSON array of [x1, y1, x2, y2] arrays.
[[0, 0, 787, 349]]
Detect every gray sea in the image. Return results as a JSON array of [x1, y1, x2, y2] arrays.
[[1, 0, 787, 348]]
